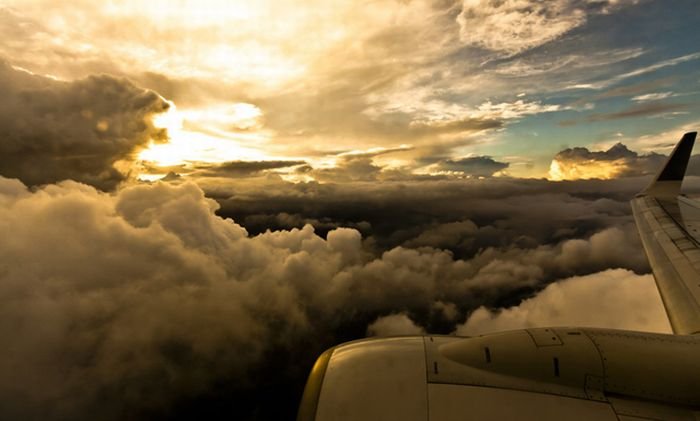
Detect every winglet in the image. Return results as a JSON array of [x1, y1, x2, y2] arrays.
[[640, 132, 697, 199]]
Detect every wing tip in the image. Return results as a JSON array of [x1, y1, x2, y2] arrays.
[[640, 132, 696, 198]]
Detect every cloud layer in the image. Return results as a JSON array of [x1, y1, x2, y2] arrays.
[[206, 174, 652, 258], [0, 175, 670, 419]]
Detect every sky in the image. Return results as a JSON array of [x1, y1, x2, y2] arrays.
[[2, 0, 700, 180], [0, 1, 698, 420]]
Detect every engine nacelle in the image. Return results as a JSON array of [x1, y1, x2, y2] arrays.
[[298, 328, 700, 421]]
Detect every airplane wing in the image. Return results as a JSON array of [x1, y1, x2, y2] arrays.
[[630, 131, 700, 334], [298, 132, 700, 421]]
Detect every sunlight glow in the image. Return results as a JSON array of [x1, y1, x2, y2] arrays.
[[139, 102, 268, 167], [179, 103, 263, 131], [103, 1, 256, 25], [137, 174, 168, 182], [99, 1, 315, 88], [548, 159, 627, 181]]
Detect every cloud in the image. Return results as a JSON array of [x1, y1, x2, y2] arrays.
[[288, 151, 511, 183], [435, 156, 509, 177], [406, 116, 505, 136], [621, 120, 700, 153], [206, 173, 658, 257], [309, 155, 385, 182], [616, 51, 700, 81], [455, 269, 672, 335], [0, 59, 169, 190], [193, 160, 306, 177], [4, 0, 688, 174], [631, 91, 674, 102], [0, 175, 664, 419], [587, 102, 688, 121], [0, 2, 473, 160], [456, 0, 637, 55], [457, 0, 584, 55], [567, 52, 700, 90], [364, 98, 560, 136], [549, 142, 665, 180], [1, 0, 697, 176], [493, 48, 645, 77], [366, 313, 426, 336]]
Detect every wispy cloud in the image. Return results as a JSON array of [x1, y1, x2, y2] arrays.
[[456, 0, 639, 55], [588, 102, 688, 121], [566, 52, 700, 90], [631, 91, 675, 101]]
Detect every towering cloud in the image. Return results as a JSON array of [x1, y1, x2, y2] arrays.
[[0, 60, 169, 190], [549, 142, 665, 180]]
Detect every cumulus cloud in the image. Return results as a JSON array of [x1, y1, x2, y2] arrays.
[[0, 60, 169, 190], [0, 175, 663, 419], [549, 142, 665, 180], [456, 269, 672, 335], [367, 313, 426, 336]]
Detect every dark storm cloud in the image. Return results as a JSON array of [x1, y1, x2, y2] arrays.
[[0, 59, 169, 190], [436, 156, 509, 176], [193, 160, 307, 177], [0, 174, 675, 420]]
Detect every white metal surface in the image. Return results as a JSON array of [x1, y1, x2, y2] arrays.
[[314, 337, 428, 421], [631, 196, 700, 334], [428, 383, 618, 421]]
